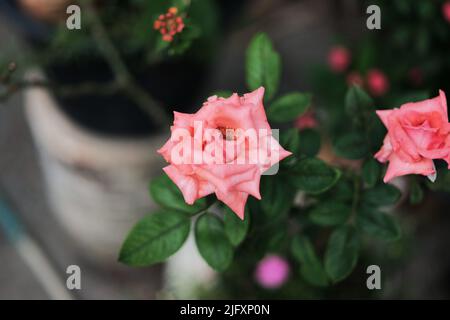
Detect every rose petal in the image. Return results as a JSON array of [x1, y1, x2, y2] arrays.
[[163, 165, 198, 204], [383, 154, 435, 183]]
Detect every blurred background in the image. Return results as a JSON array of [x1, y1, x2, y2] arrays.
[[0, 0, 450, 299]]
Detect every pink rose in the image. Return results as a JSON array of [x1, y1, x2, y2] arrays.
[[443, 1, 450, 23], [367, 69, 389, 97], [158, 87, 292, 219], [375, 90, 450, 183], [294, 110, 318, 129], [255, 255, 290, 289], [328, 46, 351, 73]]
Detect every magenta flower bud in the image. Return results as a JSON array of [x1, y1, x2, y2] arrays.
[[366, 69, 389, 97], [443, 2, 450, 23], [327, 46, 351, 73], [254, 255, 290, 289]]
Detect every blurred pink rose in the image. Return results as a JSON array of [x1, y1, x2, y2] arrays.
[[328, 46, 351, 73], [375, 90, 450, 183], [367, 69, 389, 97], [443, 1, 450, 23], [255, 255, 290, 289], [295, 110, 318, 129], [346, 71, 364, 87], [158, 87, 292, 219]]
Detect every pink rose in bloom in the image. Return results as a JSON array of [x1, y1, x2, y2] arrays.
[[346, 71, 364, 87], [375, 90, 450, 183], [295, 110, 318, 129], [158, 87, 292, 219], [328, 46, 351, 73], [255, 255, 290, 289], [367, 69, 389, 97], [443, 1, 450, 23]]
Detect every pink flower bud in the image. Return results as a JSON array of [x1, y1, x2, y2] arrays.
[[153, 20, 161, 30], [255, 255, 290, 289], [295, 110, 318, 130], [328, 46, 351, 73], [162, 34, 173, 42], [153, 7, 185, 42], [169, 7, 178, 15], [366, 69, 389, 97], [443, 1, 450, 23]]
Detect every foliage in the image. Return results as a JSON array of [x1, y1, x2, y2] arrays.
[[38, 0, 220, 66], [119, 33, 404, 294]]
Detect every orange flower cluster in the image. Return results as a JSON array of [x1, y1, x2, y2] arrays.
[[153, 7, 185, 42]]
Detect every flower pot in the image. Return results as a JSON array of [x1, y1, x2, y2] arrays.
[[164, 232, 216, 298], [0, 0, 52, 43], [23, 71, 167, 266]]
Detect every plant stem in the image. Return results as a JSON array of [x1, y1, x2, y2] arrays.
[[1, 3, 171, 128], [79, 0, 170, 126], [0, 78, 120, 100], [349, 174, 361, 224]]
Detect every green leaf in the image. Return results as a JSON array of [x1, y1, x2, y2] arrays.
[[246, 219, 289, 256], [362, 184, 401, 206], [333, 133, 369, 159], [280, 128, 300, 156], [415, 27, 429, 56], [267, 93, 311, 122], [119, 210, 190, 266], [290, 158, 341, 194], [291, 235, 329, 287], [362, 158, 381, 187], [355, 40, 376, 73], [329, 179, 354, 202], [410, 180, 424, 205], [357, 207, 401, 242], [309, 201, 351, 226], [195, 213, 234, 271], [150, 174, 206, 214], [427, 169, 450, 192], [391, 91, 430, 107], [155, 37, 171, 53], [211, 90, 233, 98], [246, 33, 281, 100], [345, 85, 374, 116], [418, 1, 435, 20], [260, 177, 293, 217], [324, 226, 360, 283], [224, 207, 250, 247], [298, 129, 321, 157], [266, 228, 289, 252]]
